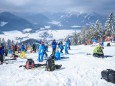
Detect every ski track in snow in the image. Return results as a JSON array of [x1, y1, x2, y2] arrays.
[[0, 44, 115, 86]]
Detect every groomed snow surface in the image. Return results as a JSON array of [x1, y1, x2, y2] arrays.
[[0, 43, 115, 86]]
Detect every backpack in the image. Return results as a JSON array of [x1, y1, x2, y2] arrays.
[[101, 69, 115, 84], [46, 58, 55, 71], [107, 43, 111, 46], [25, 59, 35, 69]]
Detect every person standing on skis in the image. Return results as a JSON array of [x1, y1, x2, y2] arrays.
[[0, 44, 4, 64], [38, 42, 45, 62], [51, 39, 57, 55]]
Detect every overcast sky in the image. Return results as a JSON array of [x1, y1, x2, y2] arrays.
[[0, 0, 115, 14]]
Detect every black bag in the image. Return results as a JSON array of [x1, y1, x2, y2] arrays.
[[107, 43, 110, 46], [101, 69, 115, 83], [46, 58, 55, 71], [55, 65, 62, 69], [25, 59, 35, 69], [108, 72, 115, 83]]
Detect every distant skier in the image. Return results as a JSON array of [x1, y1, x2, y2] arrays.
[[65, 40, 69, 54], [92, 38, 97, 46], [20, 43, 26, 58], [100, 37, 104, 47], [0, 44, 4, 64], [32, 43, 36, 53], [67, 39, 71, 50], [51, 39, 57, 55], [113, 36, 115, 42], [59, 41, 64, 53], [21, 43, 25, 52]]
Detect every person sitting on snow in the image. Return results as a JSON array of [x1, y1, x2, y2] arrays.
[[93, 45, 104, 58]]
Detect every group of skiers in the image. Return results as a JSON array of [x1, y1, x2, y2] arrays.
[[1, 36, 112, 64], [38, 39, 71, 62], [0, 43, 28, 64], [0, 38, 71, 64]]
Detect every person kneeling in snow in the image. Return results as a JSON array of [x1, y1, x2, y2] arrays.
[[93, 45, 104, 58]]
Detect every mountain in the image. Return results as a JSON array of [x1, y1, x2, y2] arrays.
[[59, 12, 107, 29], [0, 12, 33, 31], [42, 12, 107, 29], [0, 12, 109, 31], [15, 13, 51, 29]]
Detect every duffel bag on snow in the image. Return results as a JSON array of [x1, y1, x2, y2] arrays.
[[107, 43, 111, 46], [46, 58, 55, 71], [25, 59, 35, 69], [101, 69, 115, 84]]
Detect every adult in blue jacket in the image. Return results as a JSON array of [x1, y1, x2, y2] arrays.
[[21, 44, 25, 52], [51, 39, 57, 55], [0, 45, 4, 64], [100, 38, 104, 47], [38, 42, 45, 62], [113, 36, 115, 42]]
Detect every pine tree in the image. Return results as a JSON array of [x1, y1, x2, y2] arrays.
[[77, 26, 90, 44], [104, 13, 114, 36], [94, 20, 102, 38], [72, 32, 78, 45], [87, 25, 95, 39], [0, 38, 1, 44], [7, 39, 12, 46]]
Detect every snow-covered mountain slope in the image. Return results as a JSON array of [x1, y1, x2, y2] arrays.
[[0, 29, 80, 42], [0, 44, 115, 86]]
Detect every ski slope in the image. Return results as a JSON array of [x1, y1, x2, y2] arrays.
[[0, 43, 115, 86]]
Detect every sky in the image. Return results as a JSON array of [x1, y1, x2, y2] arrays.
[[0, 0, 115, 14]]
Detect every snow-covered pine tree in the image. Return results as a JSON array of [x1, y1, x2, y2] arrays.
[[11, 40, 15, 45], [72, 32, 78, 45], [7, 39, 12, 46], [94, 20, 102, 39], [78, 26, 89, 44], [87, 25, 95, 39], [0, 38, 1, 44], [104, 13, 114, 36]]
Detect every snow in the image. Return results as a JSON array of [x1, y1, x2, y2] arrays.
[[0, 43, 115, 86], [0, 29, 78, 42], [0, 22, 8, 27], [71, 25, 81, 28], [49, 21, 62, 26], [44, 26, 51, 29], [23, 28, 32, 33]]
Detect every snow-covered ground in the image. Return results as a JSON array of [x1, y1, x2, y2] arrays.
[[0, 43, 115, 86], [0, 29, 80, 42]]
